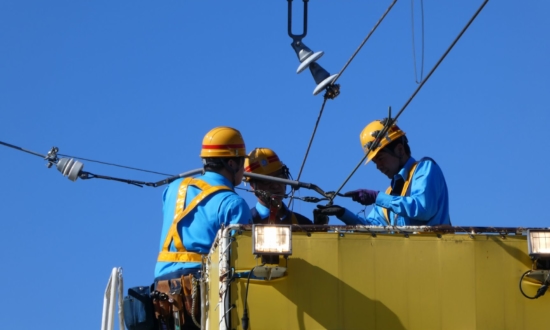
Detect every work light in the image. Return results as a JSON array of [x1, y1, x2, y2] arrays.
[[252, 225, 292, 256], [527, 230, 550, 259]]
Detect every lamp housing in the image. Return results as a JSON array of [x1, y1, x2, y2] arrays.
[[252, 225, 292, 256], [528, 230, 550, 259]]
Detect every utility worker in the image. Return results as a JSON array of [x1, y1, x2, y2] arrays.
[[318, 119, 450, 226], [244, 148, 313, 225], [153, 127, 252, 329]]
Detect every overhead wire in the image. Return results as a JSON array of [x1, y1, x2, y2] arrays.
[[288, 97, 328, 209], [0, 140, 47, 159], [1, 139, 174, 177], [3, 0, 489, 208], [331, 0, 399, 85], [57, 153, 173, 176], [328, 0, 489, 205], [3, 1, 406, 202], [411, 0, 425, 83], [288, 0, 398, 209]]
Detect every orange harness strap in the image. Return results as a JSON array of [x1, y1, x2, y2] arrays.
[[383, 162, 419, 226], [157, 177, 232, 263]]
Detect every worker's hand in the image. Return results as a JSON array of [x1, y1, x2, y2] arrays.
[[316, 204, 346, 217], [343, 189, 379, 206]]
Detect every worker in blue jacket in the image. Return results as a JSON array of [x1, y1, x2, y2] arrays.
[[154, 126, 252, 282], [317, 119, 450, 226], [244, 148, 314, 225]]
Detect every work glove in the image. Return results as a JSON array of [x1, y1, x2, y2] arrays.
[[316, 204, 346, 217], [344, 189, 379, 206]]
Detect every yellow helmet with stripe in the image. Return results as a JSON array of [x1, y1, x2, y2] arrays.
[[244, 148, 285, 181], [200, 126, 246, 158], [360, 119, 406, 164]]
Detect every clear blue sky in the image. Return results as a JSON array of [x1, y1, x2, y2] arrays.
[[1, 1, 548, 329]]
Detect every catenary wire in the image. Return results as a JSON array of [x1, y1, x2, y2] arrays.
[[328, 0, 489, 205], [331, 0, 398, 85]]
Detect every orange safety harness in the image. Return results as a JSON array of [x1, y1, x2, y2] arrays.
[[157, 177, 232, 263], [382, 162, 419, 226]]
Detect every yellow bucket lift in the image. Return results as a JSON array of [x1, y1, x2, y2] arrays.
[[102, 225, 550, 330]]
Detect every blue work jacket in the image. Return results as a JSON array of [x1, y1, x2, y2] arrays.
[[338, 157, 450, 226], [154, 171, 252, 279]]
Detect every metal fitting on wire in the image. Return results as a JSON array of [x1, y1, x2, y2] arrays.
[[287, 0, 339, 97]]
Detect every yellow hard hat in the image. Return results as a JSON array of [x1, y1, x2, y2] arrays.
[[244, 148, 284, 181], [200, 126, 246, 158], [360, 119, 406, 164]]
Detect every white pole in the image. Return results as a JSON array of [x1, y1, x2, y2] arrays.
[[117, 268, 125, 330], [101, 267, 123, 330], [108, 267, 118, 330], [219, 224, 240, 330], [100, 272, 113, 330]]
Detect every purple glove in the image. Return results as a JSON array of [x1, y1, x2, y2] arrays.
[[344, 189, 379, 206]]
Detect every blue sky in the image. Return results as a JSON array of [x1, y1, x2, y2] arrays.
[[1, 1, 548, 329]]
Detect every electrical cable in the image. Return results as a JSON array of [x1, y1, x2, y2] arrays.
[[287, 1, 397, 209], [331, 0, 398, 85], [222, 276, 233, 330], [328, 0, 489, 205], [0, 139, 175, 178], [288, 97, 328, 209], [0, 140, 47, 159], [411, 0, 425, 83], [241, 264, 264, 330], [0, 138, 337, 196], [519, 270, 548, 299], [58, 153, 173, 176]]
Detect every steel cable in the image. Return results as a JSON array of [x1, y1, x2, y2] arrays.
[[288, 97, 328, 209], [331, 0, 398, 85], [0, 140, 47, 159], [58, 153, 173, 176], [328, 0, 489, 205]]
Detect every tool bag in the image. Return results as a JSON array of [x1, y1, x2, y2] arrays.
[[123, 284, 157, 330], [152, 274, 201, 329]]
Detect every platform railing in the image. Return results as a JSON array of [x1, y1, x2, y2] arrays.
[[101, 267, 125, 330]]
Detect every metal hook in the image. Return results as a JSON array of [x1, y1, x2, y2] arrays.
[[287, 0, 309, 42]]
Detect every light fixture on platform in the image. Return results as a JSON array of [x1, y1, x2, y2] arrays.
[[252, 224, 292, 279], [519, 230, 550, 299]]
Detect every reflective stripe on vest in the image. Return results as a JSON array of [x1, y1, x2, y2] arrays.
[[383, 162, 419, 226], [157, 177, 232, 263]]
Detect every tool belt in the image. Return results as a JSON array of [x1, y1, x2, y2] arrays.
[[152, 274, 200, 330]]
